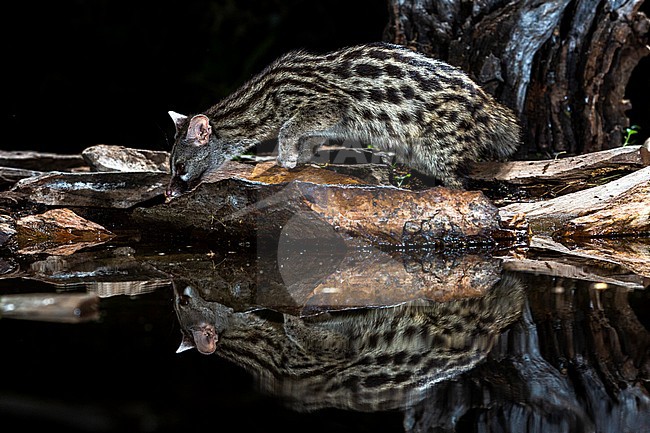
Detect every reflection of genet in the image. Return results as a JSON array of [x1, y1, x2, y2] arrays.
[[173, 274, 524, 412]]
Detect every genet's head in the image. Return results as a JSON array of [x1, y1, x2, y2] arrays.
[[166, 111, 227, 199]]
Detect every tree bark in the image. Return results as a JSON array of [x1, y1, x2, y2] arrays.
[[384, 0, 650, 157]]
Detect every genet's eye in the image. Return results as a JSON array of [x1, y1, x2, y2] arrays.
[[178, 295, 190, 306], [176, 162, 186, 174]]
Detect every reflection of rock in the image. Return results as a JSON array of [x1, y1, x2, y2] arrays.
[[25, 247, 170, 296], [153, 229, 504, 314], [172, 274, 525, 412]]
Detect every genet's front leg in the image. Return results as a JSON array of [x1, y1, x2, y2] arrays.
[[276, 106, 340, 170]]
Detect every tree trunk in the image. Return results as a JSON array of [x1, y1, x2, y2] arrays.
[[384, 0, 650, 157]]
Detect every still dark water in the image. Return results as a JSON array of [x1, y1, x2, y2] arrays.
[[1, 235, 649, 433]]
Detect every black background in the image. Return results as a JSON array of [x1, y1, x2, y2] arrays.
[[2, 1, 648, 155], [2, 0, 389, 154]]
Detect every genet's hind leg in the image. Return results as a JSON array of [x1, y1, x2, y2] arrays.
[[406, 137, 468, 189]]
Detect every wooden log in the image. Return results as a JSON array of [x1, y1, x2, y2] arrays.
[[469, 145, 645, 184], [499, 165, 650, 236]]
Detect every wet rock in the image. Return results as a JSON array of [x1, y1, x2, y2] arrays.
[[136, 165, 509, 246], [0, 167, 43, 190], [0, 150, 85, 171], [82, 144, 170, 172], [15, 208, 115, 255], [11, 171, 168, 208], [0, 213, 16, 247], [246, 160, 370, 185]]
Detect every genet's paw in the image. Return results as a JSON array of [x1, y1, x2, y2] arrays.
[[277, 155, 298, 169]]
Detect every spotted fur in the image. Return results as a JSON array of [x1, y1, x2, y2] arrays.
[[167, 42, 521, 197], [174, 275, 525, 412]]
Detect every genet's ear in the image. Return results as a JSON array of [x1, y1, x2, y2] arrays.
[[168, 111, 188, 132], [186, 114, 212, 146], [176, 334, 196, 353]]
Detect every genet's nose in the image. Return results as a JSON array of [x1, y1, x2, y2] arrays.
[[165, 185, 183, 202]]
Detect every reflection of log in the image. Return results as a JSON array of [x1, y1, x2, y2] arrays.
[[409, 281, 650, 433], [0, 293, 99, 323], [514, 235, 650, 280]]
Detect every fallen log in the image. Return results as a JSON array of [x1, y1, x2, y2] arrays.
[[470, 145, 645, 185], [498, 165, 650, 237]]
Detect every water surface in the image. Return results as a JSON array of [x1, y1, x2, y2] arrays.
[[1, 235, 648, 433]]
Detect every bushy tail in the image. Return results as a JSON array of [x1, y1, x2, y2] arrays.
[[482, 102, 521, 161]]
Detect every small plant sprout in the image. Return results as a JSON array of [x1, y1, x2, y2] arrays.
[[623, 125, 640, 146]]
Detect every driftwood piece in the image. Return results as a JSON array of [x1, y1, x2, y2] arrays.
[[499, 165, 650, 236], [9, 171, 168, 208]]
